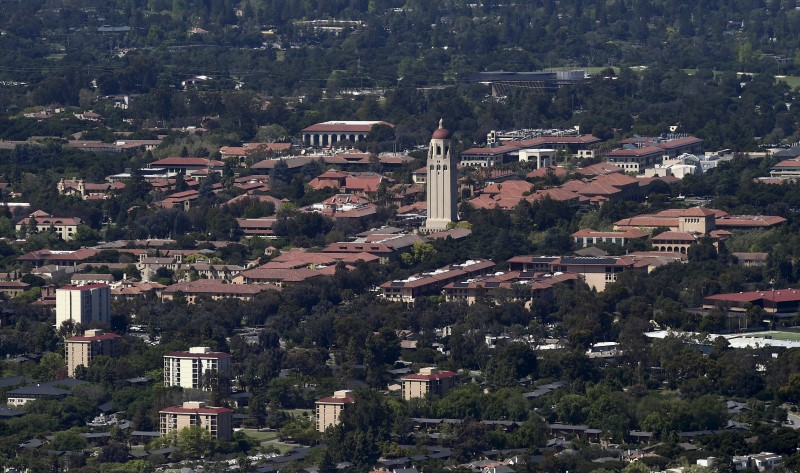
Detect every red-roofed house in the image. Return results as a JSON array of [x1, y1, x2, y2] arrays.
[[401, 367, 457, 400], [16, 210, 83, 240], [160, 401, 232, 439], [315, 390, 355, 432]]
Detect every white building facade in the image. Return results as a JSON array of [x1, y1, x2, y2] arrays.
[[55, 284, 111, 329], [163, 347, 231, 391]]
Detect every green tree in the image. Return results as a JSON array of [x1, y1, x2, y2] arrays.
[[51, 431, 88, 451], [176, 425, 215, 459]]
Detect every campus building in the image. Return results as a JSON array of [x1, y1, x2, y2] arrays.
[[301, 121, 393, 147]]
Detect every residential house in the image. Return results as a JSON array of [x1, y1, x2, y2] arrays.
[[0, 281, 30, 298]]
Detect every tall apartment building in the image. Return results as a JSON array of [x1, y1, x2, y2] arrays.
[[315, 390, 355, 432], [163, 347, 231, 391], [159, 401, 232, 440], [55, 284, 111, 329], [64, 329, 120, 377], [401, 367, 457, 401]]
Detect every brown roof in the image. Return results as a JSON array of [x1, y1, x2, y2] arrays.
[[302, 121, 392, 133], [237, 268, 323, 283], [66, 332, 120, 342], [715, 215, 787, 228], [251, 156, 315, 170], [651, 231, 699, 242], [164, 279, 279, 295], [150, 157, 224, 167]]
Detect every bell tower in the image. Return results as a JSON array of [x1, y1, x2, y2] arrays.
[[424, 119, 457, 232]]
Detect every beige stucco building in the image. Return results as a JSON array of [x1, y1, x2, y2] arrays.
[[65, 329, 120, 377], [401, 367, 457, 401], [159, 401, 232, 440], [15, 210, 83, 240], [315, 390, 355, 432]]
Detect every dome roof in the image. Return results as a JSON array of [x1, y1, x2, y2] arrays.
[[432, 118, 451, 140]]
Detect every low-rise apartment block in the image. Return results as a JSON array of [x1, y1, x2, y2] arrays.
[[401, 368, 457, 400], [160, 401, 232, 439], [315, 390, 355, 432]]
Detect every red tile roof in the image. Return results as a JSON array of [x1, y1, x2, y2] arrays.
[[164, 280, 279, 295], [66, 332, 120, 342]]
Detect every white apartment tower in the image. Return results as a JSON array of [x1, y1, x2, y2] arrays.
[[163, 346, 231, 391], [55, 284, 111, 330], [424, 119, 458, 232]]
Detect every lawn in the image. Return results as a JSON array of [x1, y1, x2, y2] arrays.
[[239, 429, 278, 442], [745, 330, 800, 341]]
